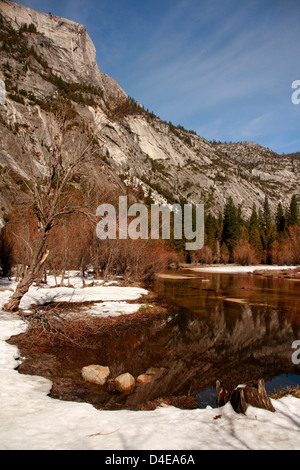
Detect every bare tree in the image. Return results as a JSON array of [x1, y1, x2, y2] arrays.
[[4, 107, 102, 312]]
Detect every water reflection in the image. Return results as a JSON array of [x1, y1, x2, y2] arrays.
[[51, 270, 300, 410]]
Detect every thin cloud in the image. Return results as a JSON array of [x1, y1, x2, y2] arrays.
[[11, 0, 300, 152]]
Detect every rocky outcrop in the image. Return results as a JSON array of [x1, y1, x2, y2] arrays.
[[0, 0, 125, 98], [0, 0, 299, 225]]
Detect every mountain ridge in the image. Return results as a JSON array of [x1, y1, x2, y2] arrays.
[[0, 0, 299, 227]]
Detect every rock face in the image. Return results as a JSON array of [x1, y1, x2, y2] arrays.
[[0, 0, 125, 97], [0, 0, 299, 226], [81, 365, 110, 386], [114, 373, 135, 394]]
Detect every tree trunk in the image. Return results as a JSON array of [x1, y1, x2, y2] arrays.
[[216, 379, 275, 414], [3, 234, 49, 312], [3, 269, 36, 312]]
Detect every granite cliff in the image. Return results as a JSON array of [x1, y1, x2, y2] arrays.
[[0, 0, 299, 228]]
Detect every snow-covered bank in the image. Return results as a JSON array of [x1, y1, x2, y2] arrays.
[[1, 313, 300, 450], [190, 265, 299, 274], [0, 273, 148, 317], [0, 273, 300, 450]]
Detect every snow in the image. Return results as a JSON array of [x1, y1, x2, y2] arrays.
[[191, 265, 298, 274], [0, 272, 300, 450], [0, 273, 148, 317]]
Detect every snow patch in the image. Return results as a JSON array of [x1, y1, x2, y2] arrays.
[[191, 265, 298, 274]]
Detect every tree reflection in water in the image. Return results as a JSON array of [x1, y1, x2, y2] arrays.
[[15, 271, 300, 410]]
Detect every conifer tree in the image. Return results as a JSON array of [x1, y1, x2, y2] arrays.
[[221, 197, 239, 257], [248, 203, 263, 260], [275, 202, 286, 234], [261, 196, 275, 251], [288, 195, 299, 226]]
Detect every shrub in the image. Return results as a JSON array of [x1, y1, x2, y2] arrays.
[[193, 245, 215, 264], [232, 239, 259, 265], [93, 238, 177, 282], [287, 225, 300, 264], [220, 243, 230, 264], [270, 225, 300, 265]]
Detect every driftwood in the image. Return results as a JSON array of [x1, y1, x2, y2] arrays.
[[216, 379, 275, 414]]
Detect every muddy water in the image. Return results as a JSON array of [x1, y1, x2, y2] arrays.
[[16, 270, 300, 410]]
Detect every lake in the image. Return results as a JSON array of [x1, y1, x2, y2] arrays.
[[153, 268, 300, 407], [40, 267, 300, 410]]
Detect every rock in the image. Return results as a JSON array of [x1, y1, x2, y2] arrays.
[[115, 373, 135, 394], [81, 365, 110, 386], [145, 367, 167, 376], [137, 374, 153, 384], [0, 0, 115, 92], [1, 1, 299, 223]]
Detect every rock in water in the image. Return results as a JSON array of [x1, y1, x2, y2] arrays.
[[81, 365, 110, 386], [115, 373, 135, 394], [137, 374, 153, 384]]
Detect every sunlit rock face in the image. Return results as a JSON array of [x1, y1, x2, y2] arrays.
[[0, 0, 299, 226], [0, 0, 126, 96]]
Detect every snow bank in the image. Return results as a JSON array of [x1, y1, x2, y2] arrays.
[[0, 274, 148, 317], [191, 265, 298, 274], [0, 275, 300, 450], [0, 316, 300, 449]]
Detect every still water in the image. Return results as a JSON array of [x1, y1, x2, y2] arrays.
[[153, 269, 300, 408], [49, 269, 300, 410]]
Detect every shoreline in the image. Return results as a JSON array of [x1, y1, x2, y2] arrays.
[[1, 270, 300, 449], [1, 310, 300, 450], [181, 264, 300, 276]]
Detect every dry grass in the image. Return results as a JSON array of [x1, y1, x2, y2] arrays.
[[269, 386, 300, 400], [13, 293, 170, 350]]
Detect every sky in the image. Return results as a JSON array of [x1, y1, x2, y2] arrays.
[[13, 0, 300, 154]]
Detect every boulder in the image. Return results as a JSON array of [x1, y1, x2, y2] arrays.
[[137, 374, 153, 384], [115, 373, 135, 394], [136, 367, 167, 385], [81, 365, 110, 386]]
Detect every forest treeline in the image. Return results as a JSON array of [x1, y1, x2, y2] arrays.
[[0, 190, 299, 285], [192, 194, 300, 266], [0, 185, 177, 285]]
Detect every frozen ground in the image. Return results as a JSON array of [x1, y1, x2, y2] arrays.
[[0, 269, 300, 450], [0, 272, 148, 317], [191, 265, 298, 274]]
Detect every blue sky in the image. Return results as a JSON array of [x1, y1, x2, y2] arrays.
[[15, 0, 300, 154]]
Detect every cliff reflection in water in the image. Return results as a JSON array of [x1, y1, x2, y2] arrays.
[[149, 272, 300, 394], [52, 271, 300, 410]]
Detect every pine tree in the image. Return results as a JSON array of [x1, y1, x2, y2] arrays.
[[249, 224, 263, 261], [221, 197, 240, 257], [288, 195, 299, 226], [275, 202, 286, 234], [249, 203, 259, 229], [248, 203, 263, 260], [261, 196, 274, 250], [205, 213, 218, 253], [263, 196, 272, 234]]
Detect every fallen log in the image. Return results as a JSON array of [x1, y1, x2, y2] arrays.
[[216, 379, 275, 414]]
